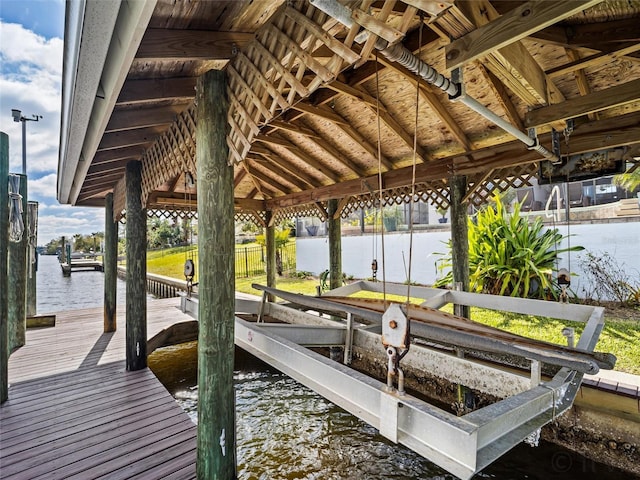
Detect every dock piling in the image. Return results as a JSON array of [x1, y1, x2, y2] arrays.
[[1, 132, 9, 402]]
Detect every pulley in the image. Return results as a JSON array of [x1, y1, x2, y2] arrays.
[[381, 303, 410, 394]]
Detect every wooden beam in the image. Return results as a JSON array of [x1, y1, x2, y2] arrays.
[[525, 79, 640, 128], [546, 43, 640, 78], [252, 149, 323, 188], [86, 160, 128, 176], [564, 48, 598, 121], [244, 161, 293, 195], [477, 64, 525, 131], [136, 29, 253, 60], [98, 127, 166, 151], [234, 198, 266, 212], [246, 154, 311, 191], [93, 146, 148, 163], [374, 56, 472, 151], [446, 1, 604, 70], [266, 111, 640, 209], [307, 134, 368, 177], [292, 101, 348, 125], [106, 106, 183, 132], [116, 77, 197, 105], [233, 168, 247, 188], [254, 133, 342, 183], [268, 120, 318, 138], [455, 1, 565, 106]]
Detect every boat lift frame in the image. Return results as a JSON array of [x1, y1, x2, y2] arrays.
[[182, 282, 606, 479]]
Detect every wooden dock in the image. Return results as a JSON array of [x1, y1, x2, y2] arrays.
[[60, 259, 104, 276], [0, 298, 197, 479]]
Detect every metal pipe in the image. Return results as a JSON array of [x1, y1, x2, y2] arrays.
[[310, 0, 560, 163]]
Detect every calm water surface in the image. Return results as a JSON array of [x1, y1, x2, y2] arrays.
[[36, 254, 127, 313]]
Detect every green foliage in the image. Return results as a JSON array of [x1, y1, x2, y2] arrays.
[[255, 228, 291, 248], [147, 218, 184, 249], [435, 194, 583, 299], [613, 169, 640, 192]]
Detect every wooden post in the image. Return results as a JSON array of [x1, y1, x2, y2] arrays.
[[196, 69, 236, 479], [125, 161, 146, 371], [26, 201, 38, 318], [8, 174, 28, 353], [104, 192, 118, 332], [327, 199, 342, 290], [265, 211, 276, 301], [1, 132, 9, 402], [450, 175, 470, 319]]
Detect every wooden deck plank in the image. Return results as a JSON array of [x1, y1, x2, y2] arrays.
[[0, 298, 197, 480]]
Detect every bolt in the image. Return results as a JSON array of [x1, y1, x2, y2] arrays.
[[446, 50, 459, 61], [389, 320, 398, 329], [522, 8, 531, 17]]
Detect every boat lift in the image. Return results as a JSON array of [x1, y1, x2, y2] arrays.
[[181, 281, 612, 479]]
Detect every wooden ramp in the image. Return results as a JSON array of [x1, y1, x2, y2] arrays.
[[0, 298, 197, 480]]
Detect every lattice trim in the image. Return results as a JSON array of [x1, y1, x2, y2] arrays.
[[466, 164, 537, 206], [147, 209, 198, 220], [140, 107, 197, 206], [235, 211, 267, 228], [272, 202, 328, 225], [113, 178, 126, 222]]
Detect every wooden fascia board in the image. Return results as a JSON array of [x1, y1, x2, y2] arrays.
[[525, 79, 640, 128], [106, 106, 183, 132], [116, 77, 197, 105], [136, 29, 254, 60], [265, 111, 640, 209], [445, 0, 604, 70]]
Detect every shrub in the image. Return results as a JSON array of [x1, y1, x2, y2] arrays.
[[435, 194, 583, 299], [578, 251, 640, 305]]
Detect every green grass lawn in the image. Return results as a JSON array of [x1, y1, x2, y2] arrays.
[[146, 247, 639, 375]]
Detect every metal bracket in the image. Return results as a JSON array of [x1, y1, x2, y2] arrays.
[[344, 312, 354, 365]]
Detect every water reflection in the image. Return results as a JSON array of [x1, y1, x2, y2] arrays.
[[149, 342, 630, 480]]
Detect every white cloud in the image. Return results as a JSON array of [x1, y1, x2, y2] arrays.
[[0, 20, 62, 176]]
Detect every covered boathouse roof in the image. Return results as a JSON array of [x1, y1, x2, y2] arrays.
[[58, 0, 640, 222]]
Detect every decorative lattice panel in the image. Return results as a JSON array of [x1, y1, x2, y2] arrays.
[[235, 211, 267, 228], [147, 209, 198, 220], [466, 163, 537, 206], [140, 107, 197, 206], [272, 203, 328, 225]]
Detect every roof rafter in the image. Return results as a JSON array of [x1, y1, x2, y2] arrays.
[[445, 0, 604, 70], [525, 78, 640, 128], [116, 77, 197, 105], [106, 106, 183, 133]]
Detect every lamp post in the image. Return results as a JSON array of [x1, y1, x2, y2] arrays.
[[11, 109, 42, 175]]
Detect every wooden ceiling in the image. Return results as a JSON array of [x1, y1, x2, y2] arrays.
[[71, 0, 640, 218]]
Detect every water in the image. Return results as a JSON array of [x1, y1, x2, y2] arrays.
[[34, 258, 634, 479], [36, 254, 127, 313], [149, 343, 633, 480]]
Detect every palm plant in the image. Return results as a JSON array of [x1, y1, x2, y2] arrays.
[[435, 194, 583, 299], [613, 168, 640, 192]]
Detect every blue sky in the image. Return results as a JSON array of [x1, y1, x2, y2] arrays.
[[1, 0, 106, 244]]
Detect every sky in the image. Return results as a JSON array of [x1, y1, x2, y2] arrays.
[[1, 0, 105, 246]]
